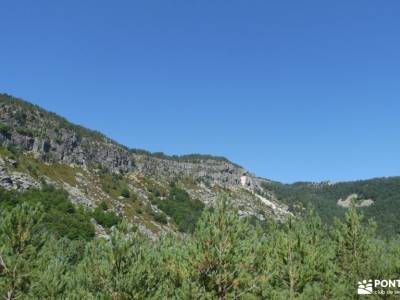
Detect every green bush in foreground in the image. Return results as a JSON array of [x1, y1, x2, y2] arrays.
[[1, 194, 400, 299]]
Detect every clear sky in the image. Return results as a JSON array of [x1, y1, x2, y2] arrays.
[[1, 1, 399, 183]]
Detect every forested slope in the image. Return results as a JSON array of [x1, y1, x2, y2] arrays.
[[1, 189, 400, 299], [263, 177, 400, 237]]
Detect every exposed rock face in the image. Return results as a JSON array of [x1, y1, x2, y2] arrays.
[[0, 94, 290, 232], [0, 99, 132, 172], [133, 155, 261, 190], [337, 194, 374, 208], [254, 193, 292, 220], [0, 158, 40, 191], [63, 182, 94, 207], [0, 96, 261, 191]]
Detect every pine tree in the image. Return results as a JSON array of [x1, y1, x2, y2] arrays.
[[261, 212, 336, 300], [331, 206, 380, 299], [2, 188, 400, 299], [0, 203, 45, 300], [182, 197, 259, 299], [66, 222, 163, 299]]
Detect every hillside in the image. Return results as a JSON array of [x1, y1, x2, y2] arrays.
[[1, 93, 399, 238], [0, 93, 289, 237], [1, 93, 400, 299], [262, 177, 400, 237]]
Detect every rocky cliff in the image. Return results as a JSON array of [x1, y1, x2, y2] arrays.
[[0, 94, 290, 236]]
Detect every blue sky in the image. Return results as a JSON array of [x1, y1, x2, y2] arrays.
[[1, 1, 399, 183]]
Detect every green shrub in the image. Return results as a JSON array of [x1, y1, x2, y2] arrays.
[[0, 122, 11, 139], [152, 212, 168, 224], [93, 207, 121, 228], [153, 183, 204, 232], [121, 188, 130, 198], [99, 201, 108, 211], [16, 127, 36, 137], [6, 144, 18, 155]]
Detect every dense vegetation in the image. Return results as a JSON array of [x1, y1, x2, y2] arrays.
[[0, 123, 12, 139], [92, 201, 121, 229], [151, 183, 205, 232], [263, 177, 400, 237], [0, 185, 95, 240], [0, 186, 122, 239], [1, 189, 400, 299]]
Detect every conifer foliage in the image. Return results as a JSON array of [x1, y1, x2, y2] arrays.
[[1, 192, 400, 299]]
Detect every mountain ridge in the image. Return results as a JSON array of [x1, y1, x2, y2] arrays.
[[3, 93, 395, 185], [1, 93, 399, 238], [0, 93, 290, 237], [0, 93, 253, 186], [0, 93, 241, 165]]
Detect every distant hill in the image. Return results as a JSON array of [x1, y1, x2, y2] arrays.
[[262, 177, 400, 237]]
